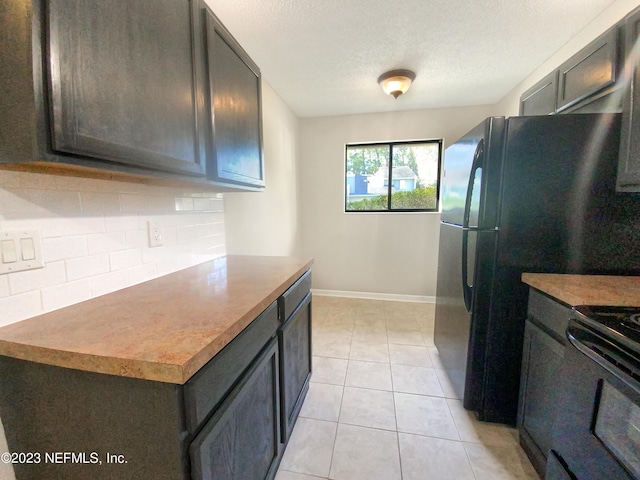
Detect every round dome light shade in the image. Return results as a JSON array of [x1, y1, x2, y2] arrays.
[[377, 69, 416, 98]]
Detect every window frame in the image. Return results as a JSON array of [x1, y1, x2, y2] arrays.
[[344, 139, 443, 213]]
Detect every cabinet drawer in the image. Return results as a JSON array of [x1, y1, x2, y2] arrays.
[[527, 289, 571, 344], [190, 337, 281, 480], [184, 301, 278, 433], [279, 270, 312, 322], [556, 26, 620, 112]]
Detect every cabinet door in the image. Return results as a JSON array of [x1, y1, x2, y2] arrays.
[[190, 338, 281, 480], [618, 7, 640, 192], [203, 7, 265, 189], [519, 71, 558, 116], [47, 0, 206, 177], [518, 320, 564, 475], [556, 26, 620, 113], [279, 293, 312, 443]]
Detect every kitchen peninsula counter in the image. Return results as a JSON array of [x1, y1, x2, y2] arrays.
[[0, 255, 313, 384], [521, 273, 640, 306]]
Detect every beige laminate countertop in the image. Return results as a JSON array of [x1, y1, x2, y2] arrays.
[[521, 273, 640, 307], [0, 255, 313, 384]]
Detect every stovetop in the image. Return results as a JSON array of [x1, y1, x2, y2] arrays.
[[574, 305, 640, 354]]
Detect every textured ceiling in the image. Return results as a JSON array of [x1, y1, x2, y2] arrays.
[[203, 0, 619, 117]]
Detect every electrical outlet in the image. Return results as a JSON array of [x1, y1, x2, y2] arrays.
[[147, 221, 163, 247]]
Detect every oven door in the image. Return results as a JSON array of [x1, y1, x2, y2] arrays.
[[547, 321, 640, 480]]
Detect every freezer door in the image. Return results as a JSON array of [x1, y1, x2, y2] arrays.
[[441, 137, 482, 226]]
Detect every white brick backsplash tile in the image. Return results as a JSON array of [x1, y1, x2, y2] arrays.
[[86, 231, 127, 255], [8, 261, 67, 295], [0, 189, 81, 215], [0, 170, 52, 189], [0, 276, 9, 298], [91, 270, 129, 297], [148, 196, 176, 212], [41, 280, 92, 312], [66, 254, 110, 281], [109, 248, 143, 271], [161, 226, 178, 244], [0, 171, 225, 322], [104, 215, 140, 232], [0, 291, 42, 326], [127, 263, 158, 285], [43, 236, 88, 262], [175, 197, 194, 211], [23, 189, 82, 215], [80, 191, 121, 214], [156, 257, 179, 276], [125, 229, 148, 249], [120, 194, 149, 213], [38, 216, 106, 238]]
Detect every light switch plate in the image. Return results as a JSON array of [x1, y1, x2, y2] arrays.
[[0, 230, 44, 275]]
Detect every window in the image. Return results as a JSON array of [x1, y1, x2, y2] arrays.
[[345, 140, 442, 212]]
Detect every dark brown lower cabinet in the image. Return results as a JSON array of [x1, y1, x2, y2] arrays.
[[279, 293, 312, 442], [517, 289, 569, 477], [190, 338, 281, 480], [0, 269, 313, 480]]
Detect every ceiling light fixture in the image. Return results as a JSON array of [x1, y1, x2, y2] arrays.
[[377, 69, 416, 99]]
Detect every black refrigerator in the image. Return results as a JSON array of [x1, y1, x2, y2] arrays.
[[434, 113, 640, 425]]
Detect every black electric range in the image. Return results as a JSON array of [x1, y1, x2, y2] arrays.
[[575, 305, 640, 351], [546, 305, 640, 480]]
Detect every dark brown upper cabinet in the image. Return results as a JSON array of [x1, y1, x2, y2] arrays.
[[519, 71, 558, 116], [556, 26, 621, 113], [1, 0, 210, 183], [618, 6, 640, 192], [518, 25, 622, 116], [1, 0, 264, 190], [46, 0, 207, 177], [201, 5, 265, 189]]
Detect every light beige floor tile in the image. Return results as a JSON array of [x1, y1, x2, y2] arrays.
[[314, 333, 351, 359], [422, 331, 435, 346], [385, 317, 420, 329], [464, 442, 535, 480], [300, 382, 344, 422], [280, 418, 337, 478], [318, 323, 354, 336], [329, 424, 401, 480], [312, 356, 348, 385], [427, 346, 445, 369], [391, 364, 444, 397], [398, 433, 475, 480], [351, 326, 388, 344], [276, 470, 328, 480], [386, 327, 425, 346], [354, 314, 386, 327], [389, 344, 432, 367], [447, 399, 517, 446], [338, 387, 396, 431], [435, 368, 464, 399], [345, 360, 393, 391], [394, 392, 460, 440], [349, 341, 389, 363]]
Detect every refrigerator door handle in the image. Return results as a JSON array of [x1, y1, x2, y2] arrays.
[[461, 140, 484, 312]]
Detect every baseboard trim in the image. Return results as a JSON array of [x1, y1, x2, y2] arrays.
[[311, 289, 435, 304]]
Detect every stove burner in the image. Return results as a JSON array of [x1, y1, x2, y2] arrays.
[[623, 313, 640, 331]]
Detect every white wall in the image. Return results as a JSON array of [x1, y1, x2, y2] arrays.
[[223, 81, 302, 256], [299, 105, 497, 299], [496, 0, 640, 116]]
